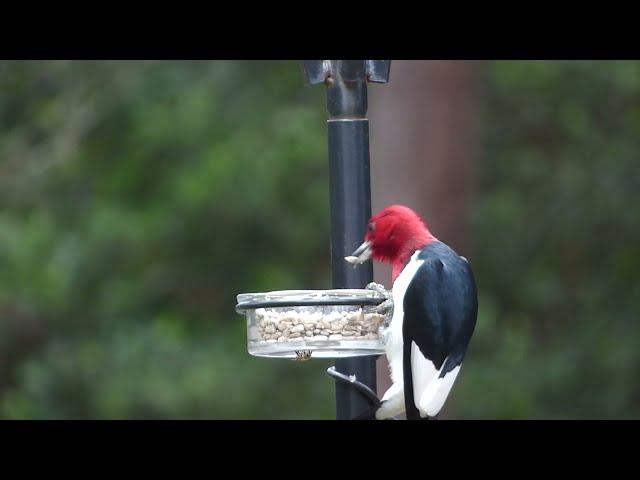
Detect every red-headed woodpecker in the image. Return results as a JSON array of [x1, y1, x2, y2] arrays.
[[346, 205, 478, 420]]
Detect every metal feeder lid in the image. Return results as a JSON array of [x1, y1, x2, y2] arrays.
[[235, 289, 386, 312]]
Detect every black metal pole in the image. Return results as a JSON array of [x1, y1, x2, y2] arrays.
[[301, 60, 390, 419]]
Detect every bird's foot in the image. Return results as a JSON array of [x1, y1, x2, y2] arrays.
[[365, 282, 388, 296], [364, 282, 393, 326]]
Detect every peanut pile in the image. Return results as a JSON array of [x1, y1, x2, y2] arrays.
[[250, 308, 385, 345]]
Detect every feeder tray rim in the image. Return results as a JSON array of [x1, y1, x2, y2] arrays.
[[235, 288, 386, 313]]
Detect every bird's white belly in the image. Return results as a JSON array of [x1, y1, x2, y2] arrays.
[[383, 251, 424, 390]]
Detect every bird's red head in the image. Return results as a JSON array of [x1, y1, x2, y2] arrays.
[[345, 204, 438, 281]]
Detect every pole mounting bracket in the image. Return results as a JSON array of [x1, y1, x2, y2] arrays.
[[301, 60, 391, 85], [302, 60, 391, 119]]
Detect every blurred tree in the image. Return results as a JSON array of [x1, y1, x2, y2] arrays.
[[0, 60, 336, 418], [457, 60, 640, 419]]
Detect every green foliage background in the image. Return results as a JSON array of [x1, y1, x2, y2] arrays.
[[0, 60, 638, 418]]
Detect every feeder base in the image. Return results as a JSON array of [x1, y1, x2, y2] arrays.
[[248, 338, 384, 359]]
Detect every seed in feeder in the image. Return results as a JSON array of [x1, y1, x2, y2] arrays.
[[307, 312, 322, 323], [250, 306, 386, 352]]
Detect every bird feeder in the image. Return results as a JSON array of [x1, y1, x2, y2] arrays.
[[236, 289, 387, 360], [235, 60, 391, 419]]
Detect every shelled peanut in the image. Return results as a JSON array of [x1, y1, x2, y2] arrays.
[[249, 308, 385, 344]]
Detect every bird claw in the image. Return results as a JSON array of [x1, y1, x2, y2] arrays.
[[364, 282, 393, 325], [375, 298, 394, 316], [365, 282, 388, 296]]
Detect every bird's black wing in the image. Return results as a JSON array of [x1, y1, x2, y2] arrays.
[[401, 242, 478, 419]]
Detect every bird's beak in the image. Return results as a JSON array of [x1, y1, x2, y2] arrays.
[[345, 240, 372, 265]]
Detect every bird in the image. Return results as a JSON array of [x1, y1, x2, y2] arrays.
[[345, 204, 478, 420]]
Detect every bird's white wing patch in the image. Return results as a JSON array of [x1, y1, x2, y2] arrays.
[[411, 341, 440, 414], [411, 342, 462, 418], [418, 365, 460, 417]]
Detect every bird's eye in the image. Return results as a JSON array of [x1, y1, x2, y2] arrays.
[[367, 222, 375, 233]]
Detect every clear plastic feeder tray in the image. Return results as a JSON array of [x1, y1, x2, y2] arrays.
[[236, 289, 388, 359]]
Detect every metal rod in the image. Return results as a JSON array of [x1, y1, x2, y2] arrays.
[[326, 366, 381, 407], [302, 60, 390, 420], [328, 115, 377, 420]]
